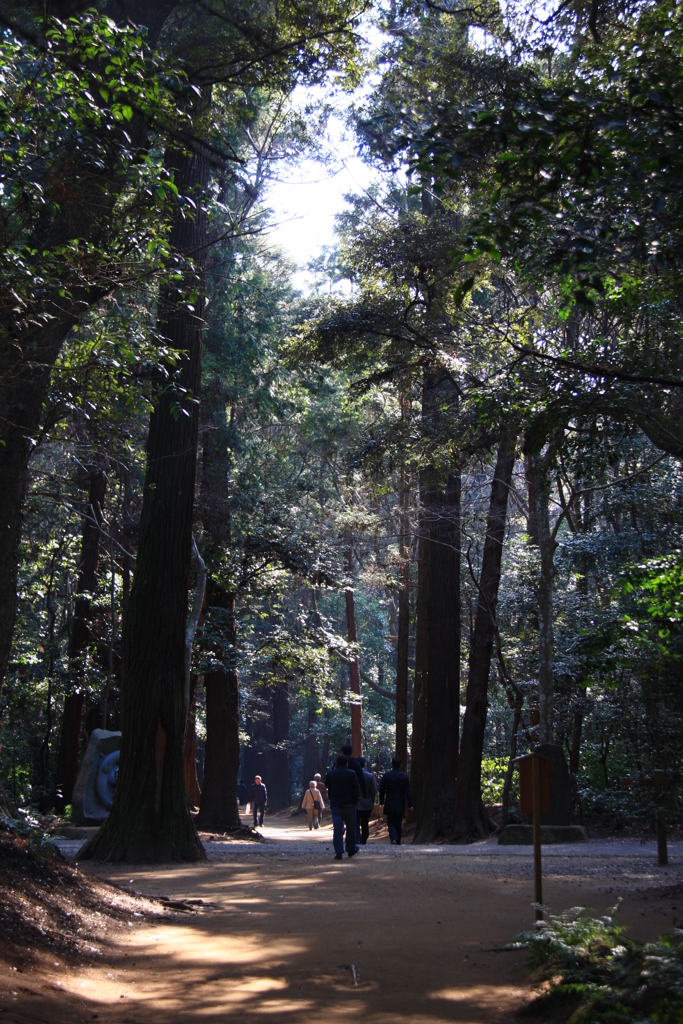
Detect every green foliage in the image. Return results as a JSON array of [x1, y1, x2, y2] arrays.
[[480, 757, 515, 804], [620, 552, 683, 645], [0, 13, 183, 323], [514, 905, 683, 1023]]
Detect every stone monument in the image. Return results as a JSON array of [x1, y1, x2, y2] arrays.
[[71, 729, 121, 825], [499, 743, 587, 844]]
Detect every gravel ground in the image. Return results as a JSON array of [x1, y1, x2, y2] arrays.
[[51, 835, 683, 892]]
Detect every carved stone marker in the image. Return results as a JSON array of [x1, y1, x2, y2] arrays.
[[499, 742, 585, 845], [71, 729, 121, 825]]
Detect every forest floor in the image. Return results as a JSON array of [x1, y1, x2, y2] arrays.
[[1, 813, 682, 1024]]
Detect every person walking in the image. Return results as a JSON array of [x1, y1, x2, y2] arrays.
[[356, 756, 376, 845], [325, 754, 360, 859], [379, 757, 413, 845], [340, 744, 367, 800], [301, 781, 324, 829], [313, 773, 327, 823], [247, 774, 268, 827]]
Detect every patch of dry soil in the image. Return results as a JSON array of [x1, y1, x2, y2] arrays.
[[1, 821, 680, 1024]]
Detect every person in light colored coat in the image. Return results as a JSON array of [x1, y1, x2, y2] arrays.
[[301, 781, 324, 829]]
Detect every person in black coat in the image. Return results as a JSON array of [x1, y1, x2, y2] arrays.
[[356, 756, 376, 845], [325, 755, 360, 859], [379, 757, 413, 844], [247, 775, 268, 827], [341, 744, 367, 800]]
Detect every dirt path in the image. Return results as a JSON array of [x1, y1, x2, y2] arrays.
[[2, 816, 681, 1024]]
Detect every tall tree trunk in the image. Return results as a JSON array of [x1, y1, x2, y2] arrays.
[[55, 469, 107, 811], [501, 696, 523, 829], [194, 333, 240, 830], [414, 368, 460, 841], [269, 680, 291, 810], [395, 400, 410, 771], [451, 429, 516, 842], [69, 470, 107, 659], [242, 680, 291, 811], [0, 317, 80, 698], [532, 455, 556, 743], [303, 703, 320, 789], [345, 546, 363, 757], [569, 710, 583, 776], [525, 453, 539, 545], [320, 734, 331, 777], [0, 779, 16, 819], [81, 135, 210, 863], [183, 674, 202, 809], [410, 519, 429, 821], [416, 470, 460, 840], [196, 583, 240, 832]]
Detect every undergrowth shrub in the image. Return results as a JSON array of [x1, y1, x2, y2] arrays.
[[512, 903, 683, 1022]]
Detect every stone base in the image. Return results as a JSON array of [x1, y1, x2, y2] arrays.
[[498, 824, 587, 845], [50, 826, 100, 840]]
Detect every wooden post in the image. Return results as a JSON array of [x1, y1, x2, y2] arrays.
[[532, 753, 543, 920], [514, 750, 553, 924]]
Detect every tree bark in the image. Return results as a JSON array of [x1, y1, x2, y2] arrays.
[[532, 454, 556, 744], [54, 469, 107, 811], [302, 703, 321, 789], [243, 680, 291, 811], [410, 511, 429, 822], [320, 734, 330, 777], [0, 778, 17, 819], [414, 368, 460, 841], [569, 710, 583, 776], [54, 691, 85, 812], [395, 396, 411, 771], [345, 545, 363, 757], [269, 681, 291, 810], [194, 328, 241, 830], [69, 470, 107, 659], [195, 583, 240, 832], [80, 135, 210, 863], [451, 428, 516, 842], [183, 674, 202, 809], [525, 453, 539, 545], [501, 696, 523, 829], [184, 538, 206, 733]]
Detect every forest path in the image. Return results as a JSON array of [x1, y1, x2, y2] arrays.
[[20, 828, 680, 1024]]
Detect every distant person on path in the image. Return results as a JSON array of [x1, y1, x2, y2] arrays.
[[247, 775, 268, 827], [379, 757, 413, 845], [301, 781, 324, 829], [340, 744, 367, 800], [325, 755, 360, 860], [314, 773, 327, 822], [356, 756, 376, 845], [237, 782, 247, 806]]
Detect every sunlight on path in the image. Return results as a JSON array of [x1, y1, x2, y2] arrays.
[[239, 808, 335, 843]]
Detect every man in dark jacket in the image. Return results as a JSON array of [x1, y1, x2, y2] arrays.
[[341, 744, 367, 800], [325, 755, 360, 859], [247, 775, 268, 827], [356, 756, 376, 845], [379, 757, 413, 845]]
